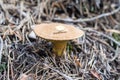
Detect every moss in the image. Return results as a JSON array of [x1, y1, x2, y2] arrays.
[[0, 63, 7, 73], [112, 33, 120, 42]]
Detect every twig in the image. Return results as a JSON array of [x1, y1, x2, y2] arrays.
[[84, 28, 120, 46], [52, 7, 120, 23], [0, 36, 3, 63], [24, 62, 39, 74], [44, 64, 73, 80], [109, 46, 120, 61]]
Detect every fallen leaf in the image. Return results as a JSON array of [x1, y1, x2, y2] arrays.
[[20, 74, 28, 80], [20, 74, 36, 80], [90, 70, 101, 80], [74, 56, 82, 67]]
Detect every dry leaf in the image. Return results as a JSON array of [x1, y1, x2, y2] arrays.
[[106, 29, 120, 34], [20, 74, 36, 80], [20, 74, 28, 80], [74, 56, 82, 67], [90, 70, 101, 80]]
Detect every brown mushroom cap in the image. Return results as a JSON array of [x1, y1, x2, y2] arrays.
[[34, 23, 84, 41]]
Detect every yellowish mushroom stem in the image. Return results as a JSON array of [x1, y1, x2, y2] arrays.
[[51, 40, 68, 56]]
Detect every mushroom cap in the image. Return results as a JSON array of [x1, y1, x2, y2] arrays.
[[34, 23, 84, 41]]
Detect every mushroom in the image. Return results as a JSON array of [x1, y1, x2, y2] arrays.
[[34, 23, 84, 56]]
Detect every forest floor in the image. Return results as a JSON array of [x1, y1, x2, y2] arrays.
[[0, 0, 120, 80]]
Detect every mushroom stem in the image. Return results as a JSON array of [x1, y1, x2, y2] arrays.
[[51, 40, 68, 56]]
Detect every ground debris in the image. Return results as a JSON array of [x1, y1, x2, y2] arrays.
[[0, 0, 120, 80]]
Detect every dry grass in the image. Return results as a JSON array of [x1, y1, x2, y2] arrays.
[[0, 0, 120, 80]]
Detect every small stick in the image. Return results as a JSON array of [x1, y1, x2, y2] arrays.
[[83, 28, 120, 46], [0, 36, 3, 63], [44, 64, 73, 80], [52, 7, 120, 23]]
